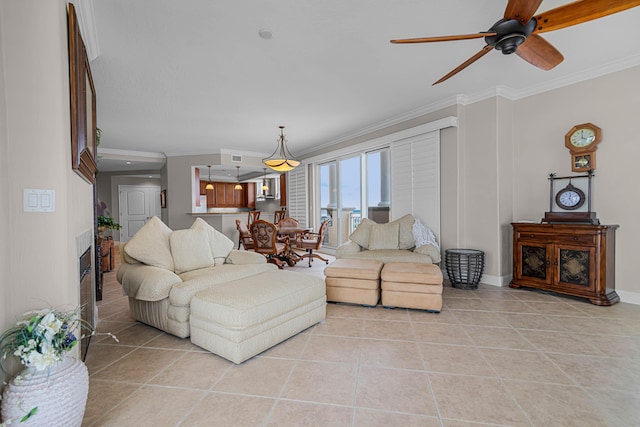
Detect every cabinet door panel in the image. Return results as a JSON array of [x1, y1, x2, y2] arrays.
[[554, 244, 596, 292], [516, 241, 552, 286]]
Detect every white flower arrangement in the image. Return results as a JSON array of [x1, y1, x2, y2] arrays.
[[0, 308, 87, 372], [0, 307, 118, 424]]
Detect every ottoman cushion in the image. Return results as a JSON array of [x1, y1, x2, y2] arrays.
[[324, 259, 383, 280], [324, 259, 383, 306], [190, 270, 326, 363], [381, 262, 443, 312], [381, 262, 443, 284]]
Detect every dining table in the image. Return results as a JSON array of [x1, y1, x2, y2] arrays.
[[276, 226, 313, 265]]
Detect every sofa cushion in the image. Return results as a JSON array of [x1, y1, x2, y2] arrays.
[[368, 222, 399, 250], [339, 249, 434, 264], [190, 218, 234, 265], [393, 214, 416, 250], [414, 244, 441, 263], [349, 218, 376, 249], [123, 216, 174, 271], [170, 229, 215, 274], [170, 263, 277, 307]]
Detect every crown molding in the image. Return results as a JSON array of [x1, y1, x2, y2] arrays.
[[506, 53, 640, 99], [299, 54, 640, 156], [97, 147, 166, 160]]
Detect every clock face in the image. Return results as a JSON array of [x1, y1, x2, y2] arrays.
[[570, 128, 596, 148], [555, 184, 586, 211]]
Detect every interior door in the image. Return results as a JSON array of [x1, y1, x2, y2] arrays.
[[118, 185, 161, 242]]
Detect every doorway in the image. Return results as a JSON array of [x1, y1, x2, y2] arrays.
[[118, 185, 161, 242]]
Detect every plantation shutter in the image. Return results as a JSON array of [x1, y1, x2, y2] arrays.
[[390, 130, 440, 237], [287, 166, 308, 228]]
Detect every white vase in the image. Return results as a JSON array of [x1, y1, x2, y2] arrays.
[[1, 356, 89, 426]]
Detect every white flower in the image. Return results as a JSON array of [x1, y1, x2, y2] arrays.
[[36, 312, 62, 337]]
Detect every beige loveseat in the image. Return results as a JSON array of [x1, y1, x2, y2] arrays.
[[117, 217, 324, 340], [335, 214, 441, 264]]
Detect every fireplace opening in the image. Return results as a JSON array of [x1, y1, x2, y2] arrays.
[[79, 247, 94, 360]]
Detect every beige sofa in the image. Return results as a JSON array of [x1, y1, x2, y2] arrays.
[[117, 217, 324, 340], [335, 214, 441, 264]]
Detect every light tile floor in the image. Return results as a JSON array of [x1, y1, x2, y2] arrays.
[[83, 249, 640, 426]]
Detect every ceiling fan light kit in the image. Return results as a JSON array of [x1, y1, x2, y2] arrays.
[[484, 19, 536, 54], [391, 0, 640, 85]]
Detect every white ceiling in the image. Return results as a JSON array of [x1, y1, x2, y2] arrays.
[[88, 0, 640, 173]]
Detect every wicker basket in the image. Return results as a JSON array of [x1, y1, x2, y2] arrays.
[[445, 249, 485, 290]]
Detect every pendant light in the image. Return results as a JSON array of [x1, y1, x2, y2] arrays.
[[205, 166, 214, 190], [261, 168, 269, 194], [263, 126, 300, 172], [234, 166, 242, 190]]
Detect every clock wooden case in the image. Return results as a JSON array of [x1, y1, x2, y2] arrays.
[[565, 122, 601, 172]]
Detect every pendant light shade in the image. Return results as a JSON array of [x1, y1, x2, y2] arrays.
[[205, 166, 214, 190], [263, 126, 300, 172], [234, 166, 242, 190]]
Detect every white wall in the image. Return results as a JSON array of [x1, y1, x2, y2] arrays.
[[0, 0, 96, 383]]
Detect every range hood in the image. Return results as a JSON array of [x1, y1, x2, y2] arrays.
[[259, 177, 279, 200]]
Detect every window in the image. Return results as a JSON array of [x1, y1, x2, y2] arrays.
[[317, 148, 390, 248]]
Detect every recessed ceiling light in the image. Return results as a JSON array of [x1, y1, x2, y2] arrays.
[[126, 161, 132, 165], [258, 28, 273, 40]]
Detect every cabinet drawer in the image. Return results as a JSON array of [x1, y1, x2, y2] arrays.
[[554, 234, 596, 245], [516, 231, 595, 245]]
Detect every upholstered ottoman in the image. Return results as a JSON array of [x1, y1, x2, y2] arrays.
[[189, 270, 326, 364], [381, 262, 443, 312], [323, 259, 383, 306]]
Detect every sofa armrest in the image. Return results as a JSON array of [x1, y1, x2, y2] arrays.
[[225, 249, 267, 265], [117, 263, 182, 301], [413, 244, 441, 263], [335, 240, 362, 258]]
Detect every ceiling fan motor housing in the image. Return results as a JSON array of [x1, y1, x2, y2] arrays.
[[485, 18, 537, 54]]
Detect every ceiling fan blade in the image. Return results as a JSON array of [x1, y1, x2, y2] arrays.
[[433, 45, 494, 85], [516, 34, 564, 70], [534, 0, 640, 34], [504, 0, 543, 22], [390, 33, 496, 44]]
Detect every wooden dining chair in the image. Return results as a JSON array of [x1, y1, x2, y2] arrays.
[[250, 220, 290, 269], [297, 219, 330, 267], [235, 219, 254, 250], [247, 210, 260, 228], [277, 217, 300, 246], [273, 208, 287, 224]]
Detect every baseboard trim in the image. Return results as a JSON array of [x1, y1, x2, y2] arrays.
[[616, 290, 640, 305]]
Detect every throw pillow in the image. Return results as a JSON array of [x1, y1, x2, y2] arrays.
[[123, 216, 174, 271], [190, 217, 234, 265], [412, 219, 440, 252], [368, 222, 400, 250], [349, 218, 376, 249], [169, 229, 215, 274], [393, 214, 416, 250]]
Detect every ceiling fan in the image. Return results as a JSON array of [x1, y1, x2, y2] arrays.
[[391, 0, 640, 85]]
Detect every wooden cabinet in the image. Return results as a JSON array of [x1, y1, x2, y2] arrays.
[[510, 223, 619, 305], [195, 181, 253, 208], [246, 182, 256, 209]]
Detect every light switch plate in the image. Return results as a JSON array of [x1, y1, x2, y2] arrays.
[[23, 189, 55, 212]]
